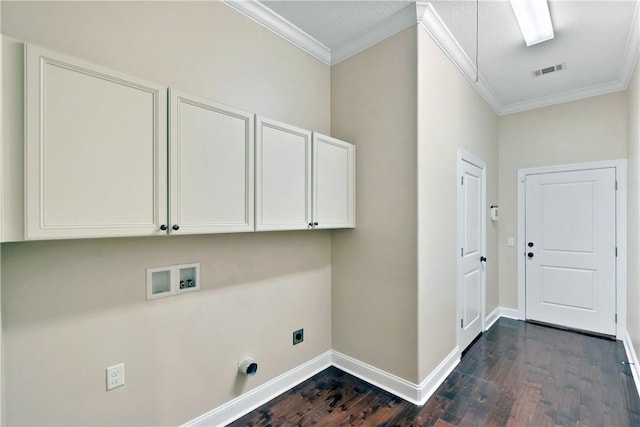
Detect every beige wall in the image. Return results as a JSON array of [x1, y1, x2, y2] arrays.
[[498, 92, 628, 308], [416, 27, 499, 380], [331, 27, 419, 382], [627, 57, 640, 356], [1, 2, 331, 425]]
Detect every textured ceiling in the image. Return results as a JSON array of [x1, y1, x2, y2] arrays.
[[261, 1, 413, 49], [430, 0, 637, 108], [256, 0, 639, 113]]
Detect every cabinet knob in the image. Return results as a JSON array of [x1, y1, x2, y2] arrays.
[[172, 224, 180, 231], [314, 222, 319, 226], [160, 224, 168, 231], [308, 223, 313, 227]]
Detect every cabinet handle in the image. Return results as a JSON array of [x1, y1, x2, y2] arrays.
[[160, 224, 168, 231], [308, 223, 313, 227], [314, 222, 319, 226], [172, 224, 180, 231]]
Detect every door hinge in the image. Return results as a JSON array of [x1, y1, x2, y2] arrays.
[[461, 319, 464, 328], [615, 181, 618, 191], [615, 313, 618, 324], [616, 247, 618, 257], [461, 248, 464, 257], [461, 176, 464, 185]]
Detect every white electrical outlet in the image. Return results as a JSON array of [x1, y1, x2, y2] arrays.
[[106, 363, 125, 391]]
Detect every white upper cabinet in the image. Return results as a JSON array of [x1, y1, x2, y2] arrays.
[[313, 133, 355, 229], [24, 44, 167, 240], [256, 117, 356, 231], [256, 117, 312, 231], [169, 90, 254, 234]]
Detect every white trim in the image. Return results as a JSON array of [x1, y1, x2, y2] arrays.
[[457, 150, 487, 353], [186, 346, 463, 425], [332, 351, 422, 405], [183, 351, 332, 427], [499, 80, 627, 116], [220, 0, 331, 65], [222, 1, 640, 116], [498, 307, 520, 320], [417, 3, 501, 115], [331, 4, 416, 65], [623, 331, 640, 399], [620, 0, 640, 90], [485, 307, 520, 331], [485, 307, 501, 331], [517, 160, 627, 340], [415, 347, 460, 405]]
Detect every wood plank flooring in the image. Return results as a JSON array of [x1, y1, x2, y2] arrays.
[[229, 319, 640, 426]]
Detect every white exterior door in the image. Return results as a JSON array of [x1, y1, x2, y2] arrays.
[[458, 154, 485, 352], [525, 168, 617, 336]]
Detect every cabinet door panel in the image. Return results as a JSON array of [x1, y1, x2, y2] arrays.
[[256, 117, 312, 231], [169, 90, 254, 234], [313, 133, 355, 229], [25, 44, 167, 239]]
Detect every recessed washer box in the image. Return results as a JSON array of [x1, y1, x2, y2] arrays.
[[146, 263, 200, 300]]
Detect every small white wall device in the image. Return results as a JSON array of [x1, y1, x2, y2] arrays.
[[490, 205, 499, 221]]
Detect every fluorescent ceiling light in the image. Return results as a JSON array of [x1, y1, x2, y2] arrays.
[[509, 0, 554, 47]]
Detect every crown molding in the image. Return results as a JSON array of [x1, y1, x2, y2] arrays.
[[221, 0, 331, 65], [416, 2, 502, 114], [224, 0, 640, 116], [331, 4, 417, 65], [620, 0, 640, 90], [499, 80, 626, 115]]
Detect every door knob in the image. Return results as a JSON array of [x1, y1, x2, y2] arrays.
[[480, 256, 487, 262], [527, 252, 534, 258], [528, 242, 534, 247]]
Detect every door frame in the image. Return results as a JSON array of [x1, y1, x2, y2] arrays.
[[457, 150, 487, 350], [517, 159, 627, 339]]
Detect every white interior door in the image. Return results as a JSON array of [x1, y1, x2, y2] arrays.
[[458, 154, 485, 352], [525, 168, 616, 336]]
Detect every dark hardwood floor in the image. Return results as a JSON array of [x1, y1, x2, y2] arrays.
[[229, 319, 640, 426]]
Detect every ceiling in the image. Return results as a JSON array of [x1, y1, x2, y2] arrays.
[[229, 0, 640, 115]]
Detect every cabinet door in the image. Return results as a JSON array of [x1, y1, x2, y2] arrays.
[[169, 90, 254, 234], [24, 44, 167, 239], [312, 133, 356, 229], [256, 117, 312, 231]]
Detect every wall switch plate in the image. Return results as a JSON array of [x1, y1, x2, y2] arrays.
[[293, 329, 304, 345], [106, 363, 125, 391], [507, 237, 515, 247]]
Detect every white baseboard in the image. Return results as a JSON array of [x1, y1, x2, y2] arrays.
[[183, 351, 333, 427], [623, 331, 640, 399], [184, 310, 524, 426], [485, 306, 520, 331], [416, 347, 460, 404], [332, 351, 422, 404], [485, 307, 501, 330]]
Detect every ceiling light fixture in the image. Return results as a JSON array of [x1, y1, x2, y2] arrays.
[[509, 0, 554, 47]]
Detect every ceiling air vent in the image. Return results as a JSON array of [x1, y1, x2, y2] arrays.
[[531, 63, 565, 78]]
